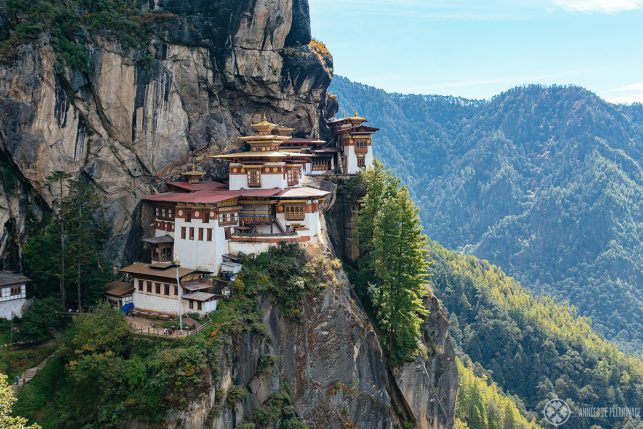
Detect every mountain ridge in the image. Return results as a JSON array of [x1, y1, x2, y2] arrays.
[[330, 75, 643, 354]]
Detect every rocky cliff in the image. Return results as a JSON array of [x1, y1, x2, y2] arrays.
[[164, 246, 457, 429], [0, 0, 334, 267]]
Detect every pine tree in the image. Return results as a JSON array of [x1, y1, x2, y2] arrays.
[[46, 170, 72, 309], [357, 162, 429, 363]]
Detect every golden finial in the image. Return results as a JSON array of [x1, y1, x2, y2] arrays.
[[261, 113, 267, 122], [354, 110, 359, 117]]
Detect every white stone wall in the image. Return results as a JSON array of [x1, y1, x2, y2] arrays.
[[261, 173, 287, 189], [345, 147, 359, 174], [133, 288, 216, 315], [174, 218, 227, 274], [0, 298, 27, 319], [228, 241, 274, 256], [229, 173, 247, 191]]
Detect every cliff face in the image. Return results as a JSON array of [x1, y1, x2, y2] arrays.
[[162, 251, 457, 429], [0, 0, 333, 266]]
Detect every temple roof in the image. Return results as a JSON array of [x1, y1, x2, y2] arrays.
[[275, 187, 330, 198], [212, 151, 313, 159], [142, 235, 174, 245], [340, 125, 380, 133], [0, 271, 30, 287], [168, 181, 227, 192], [105, 281, 134, 297], [120, 262, 210, 279], [182, 291, 217, 302], [283, 138, 326, 145], [145, 183, 328, 204]]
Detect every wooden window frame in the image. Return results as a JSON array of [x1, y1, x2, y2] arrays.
[[181, 227, 187, 240], [357, 154, 366, 168], [247, 169, 261, 188], [164, 284, 170, 296], [138, 280, 143, 291], [198, 228, 204, 241], [284, 205, 306, 221], [146, 281, 152, 293], [189, 227, 195, 240], [287, 168, 299, 186], [207, 229, 213, 241], [155, 283, 161, 294]]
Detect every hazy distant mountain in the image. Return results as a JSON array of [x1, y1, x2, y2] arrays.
[[330, 76, 643, 354]]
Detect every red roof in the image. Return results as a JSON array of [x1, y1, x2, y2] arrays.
[[168, 181, 227, 192], [145, 183, 290, 204], [145, 182, 329, 204]]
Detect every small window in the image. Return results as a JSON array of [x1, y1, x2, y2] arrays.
[[287, 168, 299, 186], [164, 284, 170, 296], [197, 302, 203, 311], [147, 281, 152, 293], [207, 229, 213, 241], [357, 154, 366, 168], [174, 285, 178, 295], [189, 227, 195, 240], [10, 287, 21, 296], [247, 169, 261, 187], [181, 227, 187, 240], [138, 280, 143, 291], [189, 300, 194, 310], [203, 211, 210, 223], [198, 228, 204, 241], [155, 283, 161, 294], [185, 209, 192, 222]]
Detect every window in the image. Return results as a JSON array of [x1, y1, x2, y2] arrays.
[[189, 227, 195, 240], [164, 284, 170, 296], [174, 285, 178, 295], [146, 281, 152, 293], [198, 228, 204, 241], [355, 139, 369, 154], [197, 302, 203, 311], [155, 208, 160, 217], [285, 205, 305, 221], [185, 209, 192, 222], [155, 283, 161, 294], [357, 154, 366, 168], [247, 169, 261, 187], [203, 210, 210, 223], [189, 300, 194, 310], [10, 287, 21, 296], [138, 280, 143, 291], [287, 168, 299, 186], [207, 229, 213, 241], [181, 227, 186, 240]]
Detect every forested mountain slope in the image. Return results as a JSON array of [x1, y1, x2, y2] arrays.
[[331, 76, 643, 354], [429, 240, 643, 429]]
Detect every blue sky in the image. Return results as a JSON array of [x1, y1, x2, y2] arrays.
[[308, 0, 643, 103]]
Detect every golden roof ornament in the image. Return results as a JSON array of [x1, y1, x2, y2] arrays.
[[251, 113, 278, 135]]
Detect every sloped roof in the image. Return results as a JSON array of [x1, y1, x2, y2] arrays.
[[0, 272, 30, 287], [275, 187, 330, 199], [120, 262, 210, 280], [105, 281, 134, 297]]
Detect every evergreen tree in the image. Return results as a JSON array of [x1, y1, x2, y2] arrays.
[[46, 170, 71, 309], [356, 162, 429, 363], [23, 177, 112, 309]]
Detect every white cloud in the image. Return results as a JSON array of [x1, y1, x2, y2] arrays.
[[615, 83, 643, 91], [606, 83, 643, 104], [552, 0, 643, 13], [606, 93, 643, 104]]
